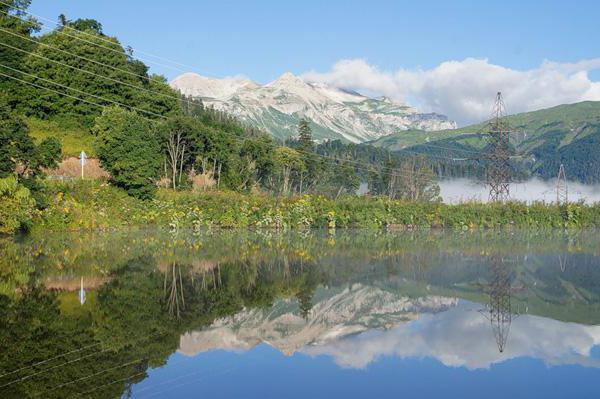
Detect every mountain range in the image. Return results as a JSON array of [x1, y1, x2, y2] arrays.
[[170, 72, 600, 183], [178, 283, 458, 357], [170, 72, 456, 143]]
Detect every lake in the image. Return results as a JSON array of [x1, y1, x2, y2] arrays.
[[1, 229, 599, 398]]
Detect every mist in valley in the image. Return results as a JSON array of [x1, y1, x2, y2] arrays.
[[439, 178, 600, 204]]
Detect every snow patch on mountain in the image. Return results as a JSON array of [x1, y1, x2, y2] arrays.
[[170, 72, 457, 143], [178, 284, 458, 357]]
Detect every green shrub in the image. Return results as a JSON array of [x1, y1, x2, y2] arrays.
[[0, 176, 36, 234]]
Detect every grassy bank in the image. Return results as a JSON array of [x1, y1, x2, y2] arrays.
[[3, 180, 596, 233]]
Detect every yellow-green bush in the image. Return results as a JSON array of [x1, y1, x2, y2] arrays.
[[0, 177, 36, 234]]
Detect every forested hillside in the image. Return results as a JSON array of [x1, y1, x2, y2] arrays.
[[369, 101, 600, 183]]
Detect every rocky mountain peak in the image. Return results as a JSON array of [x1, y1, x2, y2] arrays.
[[170, 72, 457, 143]]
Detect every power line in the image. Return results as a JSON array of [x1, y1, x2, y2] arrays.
[[0, 2, 215, 77], [0, 342, 101, 380], [0, 70, 110, 110], [0, 29, 485, 184], [1, 6, 510, 169], [0, 4, 514, 163], [0, 66, 473, 185], [0, 347, 113, 390], [30, 359, 144, 397], [0, 39, 182, 105], [0, 62, 166, 118], [0, 323, 173, 391], [0, 33, 488, 165], [0, 26, 151, 81]]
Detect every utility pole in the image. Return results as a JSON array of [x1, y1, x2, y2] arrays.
[[556, 163, 568, 205], [486, 92, 512, 202]]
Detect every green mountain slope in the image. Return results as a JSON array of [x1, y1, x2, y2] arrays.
[[367, 101, 600, 183]]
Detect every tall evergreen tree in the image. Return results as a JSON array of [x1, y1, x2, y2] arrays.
[[297, 118, 314, 153]]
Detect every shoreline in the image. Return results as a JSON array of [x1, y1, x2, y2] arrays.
[[3, 180, 598, 236]]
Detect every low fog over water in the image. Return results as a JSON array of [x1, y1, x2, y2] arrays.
[[439, 178, 600, 204]]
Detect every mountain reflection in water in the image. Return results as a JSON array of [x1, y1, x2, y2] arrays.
[[1, 230, 600, 398]]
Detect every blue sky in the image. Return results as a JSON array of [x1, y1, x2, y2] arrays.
[[27, 0, 600, 123], [28, 0, 600, 82]]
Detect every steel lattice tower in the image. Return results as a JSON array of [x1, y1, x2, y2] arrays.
[[556, 163, 568, 205], [482, 255, 513, 353], [486, 92, 512, 202]]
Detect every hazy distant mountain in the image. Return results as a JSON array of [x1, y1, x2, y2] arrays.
[[170, 72, 457, 143]]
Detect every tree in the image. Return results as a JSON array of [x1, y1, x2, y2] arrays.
[[0, 176, 35, 234], [20, 24, 178, 124], [33, 137, 61, 170], [238, 137, 276, 191], [94, 107, 162, 199], [0, 97, 61, 180], [331, 160, 359, 198], [295, 118, 320, 193], [297, 118, 314, 153], [274, 147, 303, 196], [69, 18, 103, 34], [0, 0, 40, 109], [0, 99, 33, 178], [158, 116, 195, 190], [386, 156, 440, 201], [58, 13, 67, 27]]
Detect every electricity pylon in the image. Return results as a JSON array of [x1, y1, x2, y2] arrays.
[[556, 163, 568, 205], [486, 92, 512, 202], [480, 255, 515, 353]]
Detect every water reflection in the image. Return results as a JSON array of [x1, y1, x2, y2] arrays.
[[1, 230, 600, 398], [480, 256, 517, 353], [301, 303, 600, 370]]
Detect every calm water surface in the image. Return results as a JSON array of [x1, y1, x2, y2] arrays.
[[1, 229, 600, 398]]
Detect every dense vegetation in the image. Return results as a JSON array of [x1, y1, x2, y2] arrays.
[[0, 179, 596, 234]]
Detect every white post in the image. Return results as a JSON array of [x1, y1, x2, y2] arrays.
[[80, 151, 87, 179]]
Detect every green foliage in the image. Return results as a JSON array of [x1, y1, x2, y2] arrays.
[[19, 181, 600, 234], [0, 0, 40, 108], [27, 117, 93, 157], [67, 18, 103, 34], [238, 136, 276, 190], [17, 22, 178, 125], [370, 155, 440, 201], [94, 107, 161, 199], [0, 98, 61, 179], [34, 136, 61, 169], [0, 176, 35, 234], [0, 97, 33, 177], [297, 117, 314, 153]]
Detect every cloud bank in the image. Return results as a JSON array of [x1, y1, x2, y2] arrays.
[[302, 58, 600, 125], [439, 178, 600, 204], [301, 303, 600, 370]]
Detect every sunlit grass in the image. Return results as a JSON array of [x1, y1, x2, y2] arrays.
[[27, 117, 95, 157]]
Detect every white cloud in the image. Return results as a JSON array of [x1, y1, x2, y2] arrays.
[[302, 58, 600, 125], [301, 303, 600, 370]]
